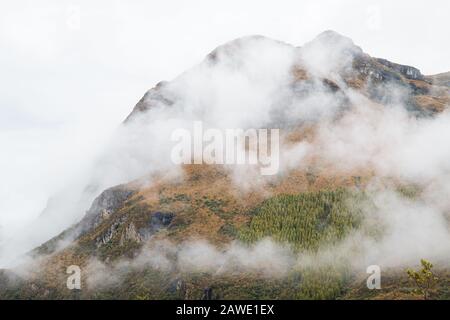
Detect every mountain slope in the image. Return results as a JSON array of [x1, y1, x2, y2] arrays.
[[1, 31, 450, 300]]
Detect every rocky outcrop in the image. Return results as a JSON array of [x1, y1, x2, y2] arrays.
[[124, 81, 174, 123], [119, 223, 141, 245], [96, 211, 174, 248], [353, 56, 403, 83], [134, 211, 175, 243], [376, 58, 424, 80], [148, 212, 174, 232], [80, 186, 135, 233], [427, 72, 450, 87], [32, 185, 135, 256], [95, 216, 126, 247]]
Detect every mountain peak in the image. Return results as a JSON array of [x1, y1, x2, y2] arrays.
[[305, 30, 363, 55], [124, 31, 449, 123], [297, 31, 363, 77], [205, 35, 293, 65], [315, 30, 353, 42]]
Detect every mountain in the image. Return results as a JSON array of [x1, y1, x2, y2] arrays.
[[1, 31, 450, 300], [127, 31, 449, 122]]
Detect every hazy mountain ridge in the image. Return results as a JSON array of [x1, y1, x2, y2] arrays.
[[126, 31, 449, 122]]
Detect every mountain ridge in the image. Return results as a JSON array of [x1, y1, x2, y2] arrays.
[[125, 31, 449, 122]]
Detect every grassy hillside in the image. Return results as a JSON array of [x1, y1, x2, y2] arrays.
[[0, 166, 448, 300]]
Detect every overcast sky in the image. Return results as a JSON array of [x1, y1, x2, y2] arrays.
[[0, 0, 449, 232]]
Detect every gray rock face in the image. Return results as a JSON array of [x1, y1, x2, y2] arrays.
[[81, 186, 134, 233], [354, 57, 403, 83], [427, 72, 450, 87], [31, 185, 135, 256], [149, 212, 174, 231], [376, 58, 424, 80], [96, 211, 174, 248], [119, 222, 141, 245], [136, 211, 174, 242], [95, 216, 126, 247], [124, 81, 174, 123]]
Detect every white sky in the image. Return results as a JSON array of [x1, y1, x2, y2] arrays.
[[0, 0, 449, 231]]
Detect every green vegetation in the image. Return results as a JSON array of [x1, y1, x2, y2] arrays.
[[407, 259, 439, 300], [202, 197, 227, 214], [294, 266, 349, 299], [397, 184, 422, 199], [159, 193, 191, 205], [87, 268, 348, 300], [219, 222, 238, 238], [239, 189, 364, 251]]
